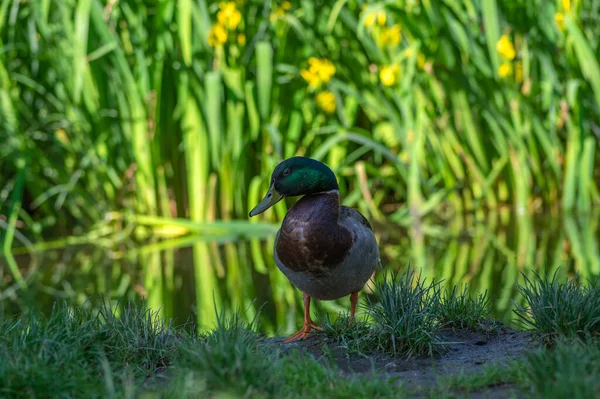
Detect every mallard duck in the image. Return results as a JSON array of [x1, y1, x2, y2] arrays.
[[249, 156, 379, 343]]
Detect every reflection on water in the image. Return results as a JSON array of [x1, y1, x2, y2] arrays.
[[2, 211, 599, 335]]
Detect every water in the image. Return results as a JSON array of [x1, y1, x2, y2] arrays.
[[2, 211, 599, 335]]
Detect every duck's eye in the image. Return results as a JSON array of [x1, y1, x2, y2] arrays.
[[283, 168, 291, 176]]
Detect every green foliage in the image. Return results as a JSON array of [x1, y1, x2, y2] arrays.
[[432, 360, 527, 396], [0, 301, 399, 399], [2, 0, 600, 242], [175, 311, 277, 395], [514, 271, 600, 344], [318, 313, 373, 355], [523, 339, 600, 399], [318, 270, 496, 357], [436, 285, 494, 332], [4, 278, 600, 398], [161, 313, 401, 399], [3, 0, 600, 326], [0, 302, 182, 398], [366, 270, 443, 357], [274, 350, 400, 399]]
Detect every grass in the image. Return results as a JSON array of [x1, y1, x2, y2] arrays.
[[436, 285, 495, 332], [514, 271, 600, 344], [318, 313, 374, 356], [429, 339, 600, 399], [2, 270, 600, 397], [0, 301, 400, 399], [430, 361, 527, 397], [316, 270, 444, 358], [318, 269, 494, 357], [271, 351, 400, 399], [0, 301, 182, 398], [175, 310, 277, 396], [522, 338, 600, 399], [366, 270, 443, 357]]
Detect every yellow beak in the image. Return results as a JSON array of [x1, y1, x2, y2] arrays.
[[249, 184, 283, 217]]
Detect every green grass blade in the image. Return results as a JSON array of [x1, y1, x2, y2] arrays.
[[567, 15, 600, 107], [1, 157, 27, 289], [73, 0, 91, 104], [178, 0, 192, 66], [481, 0, 500, 78], [256, 41, 273, 120]]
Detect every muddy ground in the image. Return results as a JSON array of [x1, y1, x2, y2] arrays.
[[270, 324, 533, 398]]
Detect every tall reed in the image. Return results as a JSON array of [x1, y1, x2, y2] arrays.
[[1, 0, 598, 237]]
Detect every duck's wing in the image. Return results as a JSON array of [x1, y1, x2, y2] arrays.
[[339, 206, 372, 231]]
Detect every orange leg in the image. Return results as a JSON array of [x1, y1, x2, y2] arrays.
[[349, 292, 359, 323], [283, 292, 322, 343]]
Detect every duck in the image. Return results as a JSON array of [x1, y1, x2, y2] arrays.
[[249, 156, 379, 343]]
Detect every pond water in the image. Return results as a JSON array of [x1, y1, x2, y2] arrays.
[[1, 211, 599, 336]]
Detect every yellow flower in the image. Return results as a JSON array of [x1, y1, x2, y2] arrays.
[[555, 12, 566, 31], [363, 9, 386, 28], [270, 6, 285, 24], [498, 62, 512, 78], [514, 61, 523, 83], [379, 64, 401, 86], [402, 47, 426, 68], [562, 0, 571, 12], [300, 58, 336, 89], [237, 33, 246, 45], [316, 91, 336, 113], [364, 12, 376, 27], [377, 24, 401, 47], [313, 58, 336, 82], [208, 23, 228, 47], [282, 1, 292, 10], [217, 2, 242, 30], [496, 34, 516, 60], [55, 128, 69, 145], [417, 52, 426, 69], [300, 69, 318, 88]]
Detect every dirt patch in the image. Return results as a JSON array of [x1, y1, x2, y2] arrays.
[[266, 323, 532, 397]]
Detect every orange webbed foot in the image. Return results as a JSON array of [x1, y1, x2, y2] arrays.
[[284, 293, 324, 343], [283, 320, 322, 343], [307, 319, 323, 331], [283, 325, 312, 343]]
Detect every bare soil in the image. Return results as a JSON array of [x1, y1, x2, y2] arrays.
[[268, 323, 533, 398]]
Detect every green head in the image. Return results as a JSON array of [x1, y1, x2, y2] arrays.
[[249, 157, 338, 217]]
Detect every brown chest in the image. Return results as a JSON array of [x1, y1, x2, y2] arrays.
[[275, 193, 353, 275]]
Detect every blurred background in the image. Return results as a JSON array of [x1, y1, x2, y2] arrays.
[[1, 0, 599, 335]]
